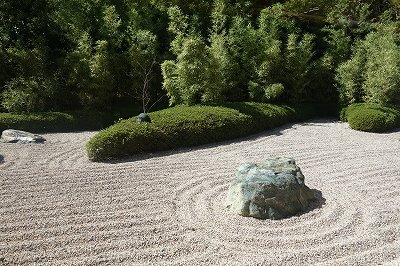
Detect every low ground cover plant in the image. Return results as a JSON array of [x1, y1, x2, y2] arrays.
[[340, 103, 400, 132]]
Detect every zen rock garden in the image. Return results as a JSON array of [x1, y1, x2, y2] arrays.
[[225, 157, 315, 220], [1, 129, 46, 143]]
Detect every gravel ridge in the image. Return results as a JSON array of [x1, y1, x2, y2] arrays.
[[0, 120, 399, 265]]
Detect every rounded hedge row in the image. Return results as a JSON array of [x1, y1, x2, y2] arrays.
[[0, 111, 102, 133], [341, 103, 400, 132], [86, 103, 307, 161]]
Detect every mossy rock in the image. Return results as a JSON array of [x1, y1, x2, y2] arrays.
[[225, 158, 315, 220]]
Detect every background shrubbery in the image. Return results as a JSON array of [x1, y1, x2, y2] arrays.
[[0, 111, 102, 133], [337, 22, 400, 106], [161, 3, 338, 106], [1, 0, 400, 143], [1, 0, 399, 114]]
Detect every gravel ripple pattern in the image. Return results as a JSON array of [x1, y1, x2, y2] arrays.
[[0, 120, 399, 265]]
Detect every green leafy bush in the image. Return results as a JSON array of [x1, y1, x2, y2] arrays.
[[162, 6, 230, 106], [337, 23, 400, 106], [0, 111, 102, 133], [341, 103, 400, 132], [161, 35, 220, 105], [86, 103, 326, 161], [283, 33, 315, 102], [1, 77, 60, 113]]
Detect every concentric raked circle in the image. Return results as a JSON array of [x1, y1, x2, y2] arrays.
[[1, 120, 399, 265]]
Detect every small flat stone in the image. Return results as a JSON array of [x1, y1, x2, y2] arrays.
[[1, 129, 46, 143]]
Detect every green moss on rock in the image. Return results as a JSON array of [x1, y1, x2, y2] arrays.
[[225, 158, 315, 220]]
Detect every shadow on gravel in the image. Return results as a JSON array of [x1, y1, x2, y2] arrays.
[[297, 118, 340, 127], [0, 154, 4, 164], [101, 119, 340, 164], [383, 127, 400, 134], [297, 189, 326, 217], [246, 189, 326, 220]]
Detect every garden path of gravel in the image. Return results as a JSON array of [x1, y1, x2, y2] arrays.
[[1, 120, 399, 265]]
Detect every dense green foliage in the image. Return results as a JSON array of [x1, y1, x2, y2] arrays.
[[0, 111, 102, 133], [341, 103, 400, 132], [162, 3, 338, 105], [0, 0, 168, 112], [86, 103, 324, 161], [337, 22, 400, 106], [1, 0, 399, 114], [0, 103, 159, 132], [1, 0, 400, 140]]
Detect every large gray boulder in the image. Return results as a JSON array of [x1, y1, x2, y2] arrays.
[[225, 157, 315, 220], [1, 129, 46, 143]]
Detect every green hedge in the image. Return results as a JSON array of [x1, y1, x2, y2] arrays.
[[0, 111, 103, 133], [340, 103, 400, 132], [86, 103, 326, 161]]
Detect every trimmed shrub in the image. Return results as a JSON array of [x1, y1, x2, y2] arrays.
[[87, 105, 249, 161], [341, 103, 400, 132], [86, 103, 326, 161], [221, 102, 295, 131], [0, 111, 102, 133]]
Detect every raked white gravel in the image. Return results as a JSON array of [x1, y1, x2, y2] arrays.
[[0, 119, 399, 265]]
